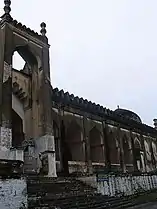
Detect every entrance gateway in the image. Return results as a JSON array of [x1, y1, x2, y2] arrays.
[[0, 0, 56, 177]]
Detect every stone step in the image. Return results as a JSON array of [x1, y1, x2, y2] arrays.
[[30, 194, 128, 209], [27, 175, 136, 209]]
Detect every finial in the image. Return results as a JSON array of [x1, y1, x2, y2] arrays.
[[117, 105, 120, 109], [40, 22, 47, 36], [4, 0, 11, 15], [1, 0, 12, 21], [153, 119, 157, 130]]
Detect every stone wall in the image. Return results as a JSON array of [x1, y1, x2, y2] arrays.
[[97, 173, 157, 197], [0, 178, 27, 209]]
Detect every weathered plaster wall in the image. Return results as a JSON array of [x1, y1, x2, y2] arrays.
[[97, 174, 157, 197], [0, 178, 27, 209]]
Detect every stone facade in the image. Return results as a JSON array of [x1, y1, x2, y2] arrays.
[[50, 96, 157, 175], [0, 1, 157, 179]]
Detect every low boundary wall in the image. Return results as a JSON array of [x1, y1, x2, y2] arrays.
[[97, 173, 157, 197]]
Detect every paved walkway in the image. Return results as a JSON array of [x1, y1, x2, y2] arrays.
[[128, 202, 157, 209]]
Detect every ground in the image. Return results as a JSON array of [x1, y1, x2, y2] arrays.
[[128, 202, 157, 209]]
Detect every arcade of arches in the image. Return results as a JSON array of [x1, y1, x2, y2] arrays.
[[49, 115, 157, 175]]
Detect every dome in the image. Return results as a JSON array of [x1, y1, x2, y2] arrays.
[[114, 108, 142, 123]]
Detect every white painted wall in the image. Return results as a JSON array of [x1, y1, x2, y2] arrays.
[[97, 174, 157, 197]]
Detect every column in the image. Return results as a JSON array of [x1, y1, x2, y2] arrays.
[[47, 151, 57, 177], [130, 131, 138, 172], [83, 115, 93, 174], [118, 127, 126, 172], [102, 122, 111, 170], [0, 34, 13, 152]]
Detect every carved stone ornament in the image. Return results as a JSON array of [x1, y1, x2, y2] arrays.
[[0, 126, 12, 149], [3, 61, 12, 83]]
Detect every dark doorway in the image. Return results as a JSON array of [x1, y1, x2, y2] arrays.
[[12, 110, 24, 147]]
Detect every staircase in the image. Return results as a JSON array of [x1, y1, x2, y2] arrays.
[[27, 176, 142, 209]]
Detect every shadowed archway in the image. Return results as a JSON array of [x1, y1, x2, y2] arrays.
[[65, 120, 85, 162], [89, 127, 104, 163], [12, 109, 24, 147]]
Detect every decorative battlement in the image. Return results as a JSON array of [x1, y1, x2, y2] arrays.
[[51, 87, 157, 136]]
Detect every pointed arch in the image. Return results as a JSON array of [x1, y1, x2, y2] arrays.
[[53, 121, 60, 161], [123, 135, 132, 164], [13, 46, 38, 66], [134, 137, 142, 171], [12, 109, 24, 147], [144, 140, 152, 162], [12, 94, 25, 148], [12, 51, 25, 71], [134, 138, 141, 150], [89, 126, 104, 163], [108, 131, 119, 164], [65, 120, 85, 161], [152, 141, 157, 163]]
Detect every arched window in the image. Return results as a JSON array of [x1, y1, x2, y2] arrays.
[[12, 51, 25, 71]]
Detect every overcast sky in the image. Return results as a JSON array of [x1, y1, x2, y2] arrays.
[[1, 0, 157, 126]]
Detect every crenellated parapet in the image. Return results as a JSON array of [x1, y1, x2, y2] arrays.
[[51, 87, 157, 138]]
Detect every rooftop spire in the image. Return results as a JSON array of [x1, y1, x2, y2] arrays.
[[40, 22, 47, 36], [1, 0, 12, 21], [4, 0, 11, 15], [40, 22, 48, 44]]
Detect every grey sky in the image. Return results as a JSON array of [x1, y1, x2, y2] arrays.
[[0, 0, 157, 126]]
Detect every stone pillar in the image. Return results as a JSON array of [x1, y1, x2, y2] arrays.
[[141, 135, 147, 172], [60, 117, 70, 175], [35, 134, 57, 177], [58, 107, 66, 174], [102, 122, 111, 170], [140, 151, 146, 172], [130, 131, 138, 172], [83, 115, 93, 175], [47, 151, 57, 177], [0, 24, 5, 126], [118, 127, 126, 172], [0, 23, 13, 156]]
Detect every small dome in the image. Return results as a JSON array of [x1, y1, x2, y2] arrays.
[[114, 108, 142, 123]]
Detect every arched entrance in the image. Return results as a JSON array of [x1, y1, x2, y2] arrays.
[[134, 138, 143, 171], [63, 120, 85, 175], [123, 136, 132, 164], [108, 132, 119, 165], [12, 94, 25, 147], [65, 120, 84, 161], [12, 110, 24, 147], [144, 140, 152, 172], [89, 127, 104, 163]]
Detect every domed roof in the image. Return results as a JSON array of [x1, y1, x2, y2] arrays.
[[114, 108, 142, 123]]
